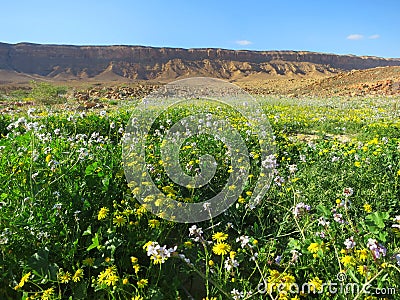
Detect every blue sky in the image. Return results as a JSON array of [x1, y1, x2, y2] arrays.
[[1, 0, 399, 58]]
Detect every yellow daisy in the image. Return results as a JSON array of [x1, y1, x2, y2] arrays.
[[98, 207, 109, 220], [308, 277, 323, 293], [340, 255, 355, 267], [212, 232, 228, 242], [307, 243, 319, 253], [41, 287, 54, 300], [148, 219, 160, 228], [14, 271, 31, 290], [113, 215, 126, 227], [212, 242, 231, 256], [363, 203, 372, 213], [72, 269, 84, 282], [137, 278, 148, 288], [58, 270, 71, 283], [105, 274, 119, 286], [82, 257, 95, 266]]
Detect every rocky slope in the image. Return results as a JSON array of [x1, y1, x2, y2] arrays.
[[1, 42, 400, 84]]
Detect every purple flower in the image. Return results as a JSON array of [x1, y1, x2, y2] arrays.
[[344, 237, 356, 249], [274, 176, 285, 186], [318, 217, 330, 227], [394, 253, 400, 266], [333, 213, 345, 224], [262, 154, 278, 170], [367, 238, 387, 259], [293, 202, 311, 218], [290, 249, 302, 263]]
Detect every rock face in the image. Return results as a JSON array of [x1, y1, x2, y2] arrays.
[[1, 42, 400, 82]]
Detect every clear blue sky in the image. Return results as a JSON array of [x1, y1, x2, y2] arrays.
[[1, 0, 399, 58]]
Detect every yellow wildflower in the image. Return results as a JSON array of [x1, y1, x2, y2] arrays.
[[135, 205, 147, 216], [308, 243, 319, 253], [148, 219, 160, 228], [212, 242, 231, 256], [98, 207, 109, 220], [133, 264, 140, 273], [113, 215, 126, 227], [72, 269, 84, 282], [184, 241, 193, 248], [14, 271, 31, 290], [143, 241, 154, 251], [45, 154, 52, 163], [83, 257, 95, 266], [137, 278, 148, 288], [41, 287, 54, 300], [308, 277, 323, 293], [105, 274, 119, 286], [363, 203, 372, 213], [357, 249, 369, 261], [340, 255, 355, 267], [212, 232, 228, 242], [58, 270, 71, 283], [357, 265, 367, 276]]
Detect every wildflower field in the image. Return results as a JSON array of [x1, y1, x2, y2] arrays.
[[1, 89, 400, 299]]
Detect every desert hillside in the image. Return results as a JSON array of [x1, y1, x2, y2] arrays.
[[1, 43, 400, 85]]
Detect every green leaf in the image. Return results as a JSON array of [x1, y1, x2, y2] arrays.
[[87, 232, 100, 251], [366, 212, 390, 229], [365, 223, 379, 234], [27, 248, 49, 276], [347, 269, 360, 283], [83, 225, 92, 236], [147, 288, 164, 300], [83, 199, 91, 209], [85, 162, 98, 176], [379, 231, 388, 243], [27, 248, 58, 280], [316, 204, 330, 216], [287, 238, 301, 250], [102, 176, 110, 191]]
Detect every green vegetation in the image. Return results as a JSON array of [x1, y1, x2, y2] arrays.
[[28, 81, 68, 105], [0, 95, 399, 299]]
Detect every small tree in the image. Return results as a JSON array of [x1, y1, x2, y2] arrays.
[[29, 81, 67, 106]]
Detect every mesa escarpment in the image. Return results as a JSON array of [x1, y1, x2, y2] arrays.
[[1, 42, 400, 84]]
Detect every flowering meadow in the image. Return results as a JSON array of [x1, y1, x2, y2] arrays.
[[0, 93, 400, 300]]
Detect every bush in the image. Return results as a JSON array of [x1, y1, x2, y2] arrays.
[[29, 81, 67, 105]]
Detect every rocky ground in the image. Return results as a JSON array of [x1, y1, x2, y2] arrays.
[[64, 66, 400, 101], [1, 66, 400, 113], [236, 66, 400, 97]]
